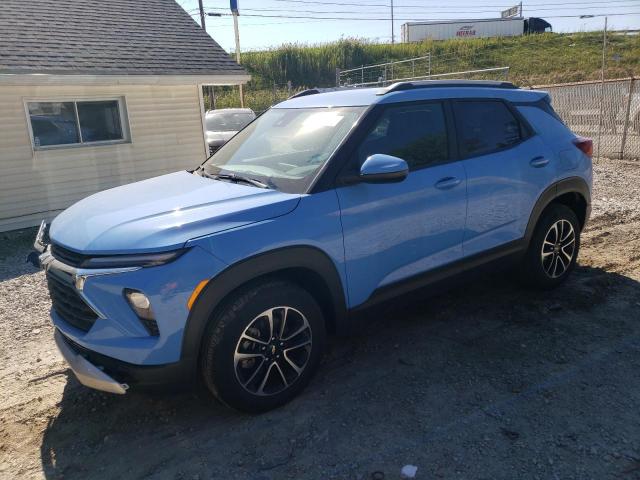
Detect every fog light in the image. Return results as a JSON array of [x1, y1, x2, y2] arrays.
[[124, 289, 154, 320]]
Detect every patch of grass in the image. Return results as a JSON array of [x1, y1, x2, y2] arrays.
[[211, 32, 640, 112], [242, 32, 639, 86]]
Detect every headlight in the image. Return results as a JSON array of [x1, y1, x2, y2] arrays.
[[80, 249, 187, 269]]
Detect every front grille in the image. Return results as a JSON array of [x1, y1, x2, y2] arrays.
[[50, 244, 90, 268], [46, 272, 98, 332]]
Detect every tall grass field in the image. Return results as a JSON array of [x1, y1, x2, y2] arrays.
[[210, 32, 640, 112]]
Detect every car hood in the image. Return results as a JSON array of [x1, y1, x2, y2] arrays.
[[49, 171, 301, 254], [206, 130, 237, 146]]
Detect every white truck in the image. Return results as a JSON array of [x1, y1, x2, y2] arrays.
[[401, 17, 551, 42]]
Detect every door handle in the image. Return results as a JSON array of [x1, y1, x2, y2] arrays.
[[434, 176, 462, 190], [530, 156, 550, 168]]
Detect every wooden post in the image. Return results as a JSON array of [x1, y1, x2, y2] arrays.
[[390, 0, 395, 44], [596, 17, 607, 162], [619, 77, 635, 160]]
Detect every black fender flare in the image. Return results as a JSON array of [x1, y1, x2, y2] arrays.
[[524, 176, 591, 244], [180, 246, 348, 367]]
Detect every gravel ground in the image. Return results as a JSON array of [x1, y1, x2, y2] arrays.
[[1, 158, 639, 480]]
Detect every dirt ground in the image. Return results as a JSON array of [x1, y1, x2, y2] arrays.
[[1, 158, 639, 480]]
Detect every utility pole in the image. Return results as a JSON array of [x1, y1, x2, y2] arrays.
[[198, 0, 206, 31], [198, 0, 214, 111], [519, 1, 523, 17], [232, 10, 244, 107], [391, 0, 395, 44]]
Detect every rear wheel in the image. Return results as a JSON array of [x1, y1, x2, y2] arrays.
[[200, 280, 325, 413], [520, 204, 581, 289]]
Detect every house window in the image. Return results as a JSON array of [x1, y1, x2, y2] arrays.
[[27, 99, 128, 149]]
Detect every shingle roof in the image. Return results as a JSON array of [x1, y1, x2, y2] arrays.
[[0, 0, 247, 76]]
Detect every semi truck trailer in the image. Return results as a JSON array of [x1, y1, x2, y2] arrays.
[[401, 17, 552, 42]]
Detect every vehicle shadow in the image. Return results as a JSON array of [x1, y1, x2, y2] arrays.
[[0, 227, 40, 282], [40, 264, 640, 480]]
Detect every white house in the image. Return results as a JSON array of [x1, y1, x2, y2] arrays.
[[0, 0, 250, 232]]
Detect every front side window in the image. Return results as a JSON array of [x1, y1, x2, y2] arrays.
[[356, 103, 449, 170], [453, 100, 523, 158], [28, 99, 126, 149], [203, 106, 365, 193]]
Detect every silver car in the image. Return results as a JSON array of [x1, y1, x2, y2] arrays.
[[205, 108, 256, 155]]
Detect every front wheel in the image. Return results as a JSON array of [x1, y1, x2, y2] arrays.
[[200, 280, 326, 413], [519, 204, 581, 289]]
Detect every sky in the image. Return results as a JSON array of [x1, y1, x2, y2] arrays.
[[176, 0, 640, 52]]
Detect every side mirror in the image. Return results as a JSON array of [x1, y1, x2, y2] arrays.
[[359, 154, 409, 183]]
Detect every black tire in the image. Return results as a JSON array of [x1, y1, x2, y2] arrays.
[[519, 203, 581, 289], [200, 279, 326, 413]]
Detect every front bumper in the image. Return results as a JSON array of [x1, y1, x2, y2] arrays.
[[36, 230, 228, 368], [54, 329, 129, 394]]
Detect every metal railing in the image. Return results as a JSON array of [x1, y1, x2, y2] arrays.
[[339, 63, 510, 88], [337, 54, 432, 87]]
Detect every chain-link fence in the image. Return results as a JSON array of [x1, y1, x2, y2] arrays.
[[539, 78, 640, 160]]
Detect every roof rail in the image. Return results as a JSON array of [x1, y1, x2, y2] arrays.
[[378, 80, 518, 95], [288, 88, 321, 99], [288, 86, 359, 100]]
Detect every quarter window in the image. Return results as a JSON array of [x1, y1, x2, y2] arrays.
[[28, 99, 127, 149], [357, 103, 449, 170], [453, 100, 523, 157]]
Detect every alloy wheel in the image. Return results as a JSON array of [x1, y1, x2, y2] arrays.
[[541, 219, 576, 278], [234, 306, 312, 396]]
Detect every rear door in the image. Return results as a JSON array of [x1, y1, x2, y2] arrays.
[[452, 99, 556, 257], [336, 101, 467, 307]]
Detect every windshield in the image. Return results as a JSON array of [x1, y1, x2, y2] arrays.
[[202, 106, 366, 193], [206, 111, 255, 132]]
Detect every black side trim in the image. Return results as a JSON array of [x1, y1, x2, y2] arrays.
[[352, 239, 526, 312], [525, 176, 591, 242], [181, 246, 348, 364]]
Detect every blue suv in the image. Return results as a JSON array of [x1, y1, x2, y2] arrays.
[[36, 80, 592, 412]]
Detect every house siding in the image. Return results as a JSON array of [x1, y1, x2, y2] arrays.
[[0, 83, 207, 232]]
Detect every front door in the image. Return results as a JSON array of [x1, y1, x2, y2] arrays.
[[336, 102, 467, 308]]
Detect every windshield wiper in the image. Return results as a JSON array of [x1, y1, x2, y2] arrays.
[[200, 170, 269, 189]]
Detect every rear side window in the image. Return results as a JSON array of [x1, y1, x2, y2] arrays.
[[357, 102, 448, 170], [536, 96, 565, 124], [453, 100, 524, 158]]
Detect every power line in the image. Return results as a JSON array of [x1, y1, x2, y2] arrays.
[[269, 0, 640, 7], [207, 12, 639, 21], [206, 4, 640, 15]]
